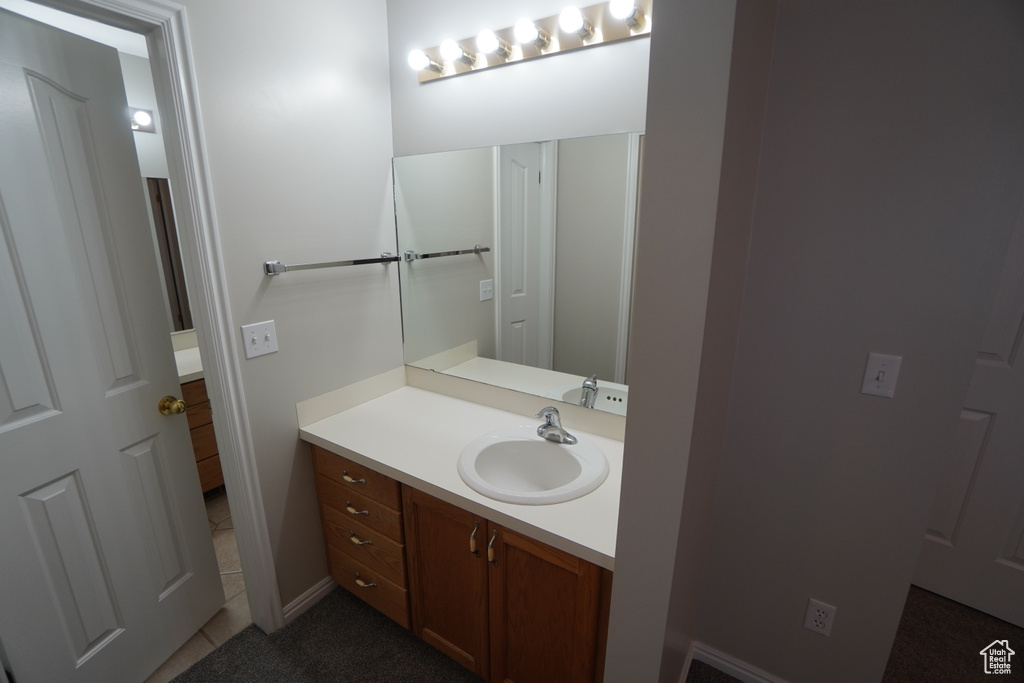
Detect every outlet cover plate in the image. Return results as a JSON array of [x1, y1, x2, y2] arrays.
[[804, 598, 836, 636], [241, 320, 278, 359]]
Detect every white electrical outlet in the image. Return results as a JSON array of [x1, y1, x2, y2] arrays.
[[804, 598, 836, 636], [241, 320, 279, 359]]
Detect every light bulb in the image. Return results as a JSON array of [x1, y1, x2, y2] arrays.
[[440, 39, 476, 65], [132, 110, 152, 127], [440, 39, 461, 62], [477, 29, 512, 59], [610, 1, 634, 18], [407, 49, 430, 71], [559, 6, 585, 33], [477, 29, 499, 53], [514, 18, 539, 44], [609, 0, 646, 29], [514, 18, 551, 49]]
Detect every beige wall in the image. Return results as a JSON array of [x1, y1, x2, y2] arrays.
[[176, 0, 402, 606], [395, 147, 497, 363]]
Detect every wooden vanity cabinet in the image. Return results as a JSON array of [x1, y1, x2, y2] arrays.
[[402, 486, 611, 683], [181, 378, 223, 492], [311, 445, 409, 628]]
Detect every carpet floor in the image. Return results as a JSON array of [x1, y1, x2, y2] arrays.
[[172, 587, 483, 683]]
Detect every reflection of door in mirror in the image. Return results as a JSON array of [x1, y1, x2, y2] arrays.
[[497, 142, 554, 369], [146, 177, 192, 331]]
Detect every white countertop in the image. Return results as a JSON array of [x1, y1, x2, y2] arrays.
[[299, 386, 621, 569], [175, 346, 204, 384]]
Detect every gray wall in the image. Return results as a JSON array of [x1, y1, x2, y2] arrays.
[[630, 0, 1024, 681], [553, 133, 634, 381]]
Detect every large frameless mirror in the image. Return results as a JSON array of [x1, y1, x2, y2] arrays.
[[394, 132, 643, 416]]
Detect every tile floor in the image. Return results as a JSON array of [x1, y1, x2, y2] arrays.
[[144, 489, 252, 683]]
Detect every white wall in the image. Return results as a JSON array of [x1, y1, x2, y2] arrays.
[[386, 0, 649, 157], [395, 147, 497, 363], [174, 0, 402, 605], [658, 1, 1024, 681]]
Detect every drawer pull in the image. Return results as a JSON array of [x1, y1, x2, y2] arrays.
[[342, 471, 366, 484], [469, 520, 480, 556], [354, 573, 376, 588], [487, 529, 499, 564], [349, 532, 372, 546], [345, 501, 369, 516]]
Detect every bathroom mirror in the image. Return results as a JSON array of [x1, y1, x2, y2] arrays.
[[394, 132, 643, 416]]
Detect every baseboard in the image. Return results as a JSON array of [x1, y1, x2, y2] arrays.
[[687, 642, 789, 683], [282, 576, 336, 625]]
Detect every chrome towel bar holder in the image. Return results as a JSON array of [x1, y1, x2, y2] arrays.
[[403, 245, 491, 261], [263, 252, 399, 276]]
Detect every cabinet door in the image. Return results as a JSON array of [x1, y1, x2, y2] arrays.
[[402, 487, 489, 677], [488, 525, 604, 683]]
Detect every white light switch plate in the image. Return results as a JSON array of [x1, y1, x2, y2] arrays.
[[861, 353, 901, 398], [241, 320, 278, 359], [479, 279, 494, 301]]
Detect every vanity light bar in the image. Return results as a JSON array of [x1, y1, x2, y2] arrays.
[[409, 1, 651, 83]]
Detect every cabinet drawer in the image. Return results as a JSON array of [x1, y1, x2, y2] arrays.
[[181, 378, 208, 406], [322, 503, 405, 587], [191, 423, 218, 462], [327, 544, 409, 629], [312, 446, 401, 510], [186, 400, 212, 430], [315, 474, 404, 541], [197, 455, 224, 492]]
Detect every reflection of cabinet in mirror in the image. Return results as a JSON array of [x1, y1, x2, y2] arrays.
[[395, 133, 642, 414]]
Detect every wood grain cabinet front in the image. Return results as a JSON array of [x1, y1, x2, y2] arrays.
[[402, 486, 613, 683], [181, 378, 222, 493], [311, 444, 409, 628]]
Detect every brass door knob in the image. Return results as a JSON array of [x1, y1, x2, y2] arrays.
[[158, 395, 187, 415]]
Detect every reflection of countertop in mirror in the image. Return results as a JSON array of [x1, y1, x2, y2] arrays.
[[300, 385, 621, 569], [174, 346, 203, 383], [439, 356, 628, 416]]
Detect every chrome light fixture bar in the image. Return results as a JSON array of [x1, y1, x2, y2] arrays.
[[408, 1, 652, 83]]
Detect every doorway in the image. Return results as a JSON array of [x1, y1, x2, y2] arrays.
[[1, 0, 281, 648]]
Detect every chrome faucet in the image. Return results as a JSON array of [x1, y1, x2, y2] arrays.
[[536, 406, 577, 445], [579, 374, 599, 409]]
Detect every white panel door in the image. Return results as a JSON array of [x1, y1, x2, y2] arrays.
[[498, 142, 547, 368], [0, 10, 223, 682], [913, 200, 1024, 627]]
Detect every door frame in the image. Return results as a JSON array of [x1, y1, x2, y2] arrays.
[[33, 0, 283, 632]]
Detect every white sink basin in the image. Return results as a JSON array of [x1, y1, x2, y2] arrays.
[[458, 426, 609, 505], [554, 386, 628, 416]]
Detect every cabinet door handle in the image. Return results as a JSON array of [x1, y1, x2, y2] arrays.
[[469, 521, 480, 555], [342, 471, 366, 484], [349, 532, 372, 546], [345, 501, 369, 516], [354, 572, 376, 588], [487, 528, 498, 564]]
